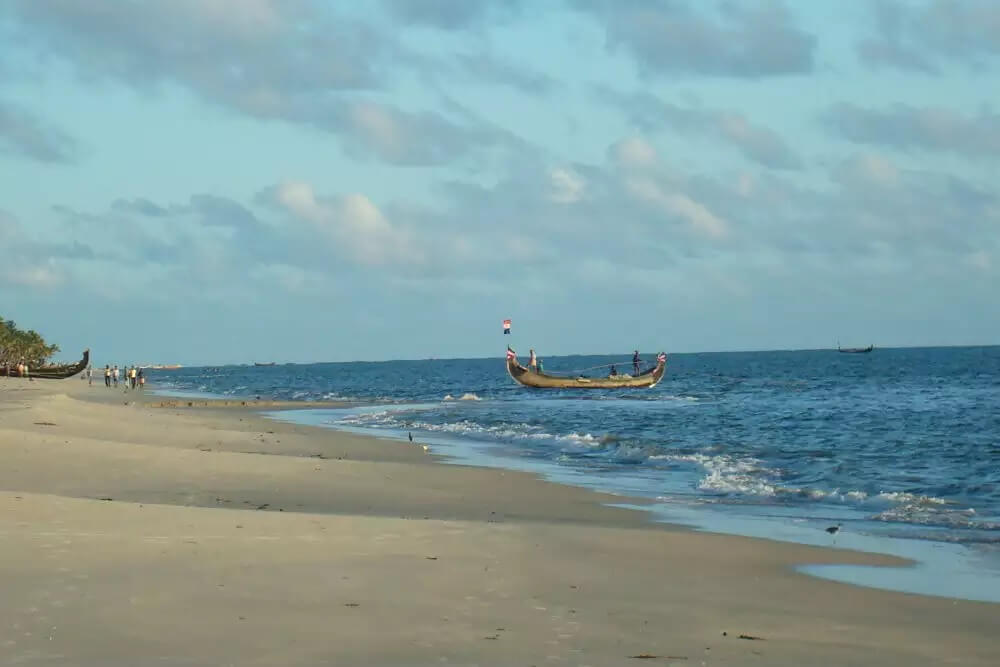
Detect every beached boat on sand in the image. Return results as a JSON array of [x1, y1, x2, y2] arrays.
[[1, 349, 89, 379], [506, 348, 666, 389]]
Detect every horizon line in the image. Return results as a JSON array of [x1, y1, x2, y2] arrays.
[[136, 342, 1000, 368]]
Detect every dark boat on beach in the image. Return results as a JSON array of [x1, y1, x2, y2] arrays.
[[506, 347, 667, 389], [838, 344, 874, 354], [1, 349, 89, 379]]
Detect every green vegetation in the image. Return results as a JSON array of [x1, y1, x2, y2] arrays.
[[0, 317, 60, 367]]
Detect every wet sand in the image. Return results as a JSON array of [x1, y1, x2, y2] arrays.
[[1, 377, 997, 666]]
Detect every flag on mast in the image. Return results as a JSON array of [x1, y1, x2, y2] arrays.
[[502, 319, 511, 334]]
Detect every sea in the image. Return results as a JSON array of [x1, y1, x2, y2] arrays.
[[148, 346, 1000, 603]]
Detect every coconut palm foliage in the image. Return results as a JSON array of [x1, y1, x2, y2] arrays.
[[0, 317, 60, 367]]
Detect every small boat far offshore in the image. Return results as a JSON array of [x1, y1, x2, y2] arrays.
[[837, 344, 874, 354], [253, 362, 277, 367], [506, 347, 666, 389]]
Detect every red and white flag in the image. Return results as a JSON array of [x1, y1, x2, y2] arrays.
[[658, 352, 667, 363], [506, 348, 517, 360]]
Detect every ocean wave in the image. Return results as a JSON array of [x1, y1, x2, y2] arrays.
[[871, 504, 999, 530], [443, 393, 481, 401], [650, 454, 964, 520], [874, 491, 947, 506]]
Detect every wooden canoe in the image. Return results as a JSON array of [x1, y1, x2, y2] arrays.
[[506, 351, 666, 389], [0, 349, 89, 379]]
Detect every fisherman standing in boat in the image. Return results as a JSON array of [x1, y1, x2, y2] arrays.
[[633, 350, 641, 376], [529, 349, 537, 370]]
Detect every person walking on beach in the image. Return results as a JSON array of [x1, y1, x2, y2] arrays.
[[104, 365, 111, 387], [85, 364, 92, 385], [137, 368, 145, 391], [130, 366, 137, 389], [112, 365, 119, 387]]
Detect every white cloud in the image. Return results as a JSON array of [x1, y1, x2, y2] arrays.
[[272, 182, 416, 266], [967, 251, 991, 271], [173, 0, 287, 34], [610, 137, 657, 168], [625, 178, 728, 239], [833, 153, 903, 192], [3, 263, 63, 289], [853, 153, 900, 188], [662, 193, 728, 239], [274, 181, 324, 223], [548, 167, 586, 203]]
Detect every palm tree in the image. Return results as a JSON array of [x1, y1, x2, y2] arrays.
[[0, 317, 59, 367]]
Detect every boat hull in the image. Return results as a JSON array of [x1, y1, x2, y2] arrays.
[[506, 355, 666, 389], [838, 345, 874, 354], [1, 349, 89, 379]]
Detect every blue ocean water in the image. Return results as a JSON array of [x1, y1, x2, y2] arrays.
[[150, 346, 1000, 600]]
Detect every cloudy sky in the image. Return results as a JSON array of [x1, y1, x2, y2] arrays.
[[1, 1, 997, 364]]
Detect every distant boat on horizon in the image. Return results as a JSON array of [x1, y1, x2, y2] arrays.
[[837, 343, 875, 354], [253, 361, 277, 367]]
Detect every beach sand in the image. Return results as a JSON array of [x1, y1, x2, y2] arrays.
[[1, 378, 997, 666]]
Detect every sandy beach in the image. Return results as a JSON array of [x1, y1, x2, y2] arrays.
[[1, 378, 997, 666]]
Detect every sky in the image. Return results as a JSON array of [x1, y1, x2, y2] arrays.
[[1, 0, 998, 365]]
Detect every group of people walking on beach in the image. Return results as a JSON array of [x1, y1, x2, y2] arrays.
[[85, 364, 144, 390]]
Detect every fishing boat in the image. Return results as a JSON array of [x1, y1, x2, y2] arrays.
[[0, 349, 89, 379], [506, 347, 666, 389], [837, 344, 874, 354], [253, 362, 277, 367]]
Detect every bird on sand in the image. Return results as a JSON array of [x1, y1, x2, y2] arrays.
[[408, 431, 413, 442]]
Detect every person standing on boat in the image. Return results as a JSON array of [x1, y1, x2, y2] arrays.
[[632, 350, 641, 376], [529, 349, 537, 370], [610, 364, 618, 376]]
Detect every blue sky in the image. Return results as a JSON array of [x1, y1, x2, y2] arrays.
[[1, 0, 997, 365]]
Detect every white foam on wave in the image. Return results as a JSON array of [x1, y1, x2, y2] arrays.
[[872, 504, 996, 529], [442, 392, 482, 401], [876, 492, 947, 506], [337, 410, 554, 442], [559, 432, 599, 444], [657, 453, 782, 497]]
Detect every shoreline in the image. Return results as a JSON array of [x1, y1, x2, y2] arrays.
[[263, 403, 1000, 604], [2, 377, 998, 665], [99, 384, 1000, 603]]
